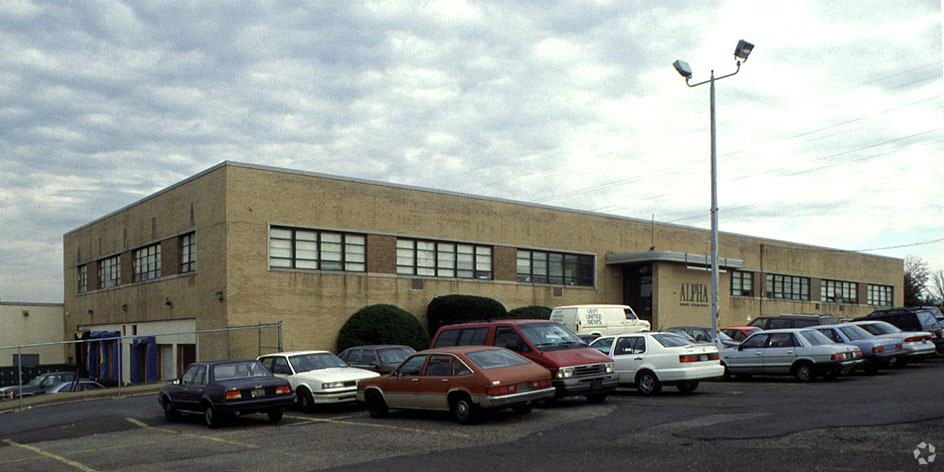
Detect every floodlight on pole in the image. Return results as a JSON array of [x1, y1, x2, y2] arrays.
[[672, 40, 753, 349]]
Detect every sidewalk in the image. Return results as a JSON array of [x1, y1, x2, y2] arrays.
[[0, 382, 164, 413]]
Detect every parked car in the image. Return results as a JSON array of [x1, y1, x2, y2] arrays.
[[588, 331, 723, 395], [720, 329, 861, 382], [257, 350, 380, 412], [356, 345, 555, 424], [430, 320, 617, 403], [0, 371, 76, 399], [748, 314, 840, 330], [813, 324, 904, 374], [849, 320, 936, 365], [46, 380, 106, 393], [666, 326, 739, 348], [337, 345, 416, 375], [721, 326, 762, 342], [159, 359, 294, 428], [549, 304, 650, 337], [861, 307, 944, 353]]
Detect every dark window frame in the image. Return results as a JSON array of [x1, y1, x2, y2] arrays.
[[268, 226, 366, 272], [180, 232, 196, 273], [396, 238, 492, 280], [516, 249, 593, 287], [133, 243, 162, 282]]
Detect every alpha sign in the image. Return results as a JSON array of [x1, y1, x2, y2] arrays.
[[680, 282, 710, 307]]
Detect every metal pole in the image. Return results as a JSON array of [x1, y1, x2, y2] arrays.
[[17, 345, 22, 409], [709, 70, 720, 348], [117, 337, 122, 397], [278, 321, 283, 352]]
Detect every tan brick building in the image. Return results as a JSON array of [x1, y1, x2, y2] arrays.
[[63, 162, 902, 380]]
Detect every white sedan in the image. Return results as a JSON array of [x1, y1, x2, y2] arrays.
[[258, 350, 380, 412], [589, 332, 723, 395]]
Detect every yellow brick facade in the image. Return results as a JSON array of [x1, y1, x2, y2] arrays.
[[63, 162, 903, 376]]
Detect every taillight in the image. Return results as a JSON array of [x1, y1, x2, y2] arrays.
[[904, 336, 920, 343], [872, 346, 884, 354], [710, 353, 720, 360], [896, 344, 903, 350], [679, 353, 717, 363], [276, 385, 292, 395], [854, 351, 862, 359], [830, 353, 843, 361], [679, 355, 698, 363], [530, 379, 551, 389], [224, 390, 242, 401], [487, 384, 518, 396]]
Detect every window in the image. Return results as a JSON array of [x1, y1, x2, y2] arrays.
[[180, 233, 196, 273], [397, 239, 491, 279], [765, 274, 809, 300], [133, 243, 162, 282], [268, 227, 366, 272], [821, 279, 857, 304], [867, 284, 893, 306], [731, 271, 753, 297], [98, 255, 121, 289], [77, 265, 88, 293], [516, 249, 593, 286]]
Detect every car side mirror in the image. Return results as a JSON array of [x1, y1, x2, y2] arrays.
[[737, 345, 744, 351]]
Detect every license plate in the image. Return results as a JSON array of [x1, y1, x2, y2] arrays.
[[517, 382, 530, 392], [251, 388, 264, 399]]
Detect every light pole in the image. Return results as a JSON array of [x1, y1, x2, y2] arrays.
[[673, 40, 754, 348]]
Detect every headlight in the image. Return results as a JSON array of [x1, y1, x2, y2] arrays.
[[555, 367, 574, 379], [322, 382, 346, 389], [605, 362, 615, 373]]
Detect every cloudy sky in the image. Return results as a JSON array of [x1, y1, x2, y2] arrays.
[[1, 1, 941, 303]]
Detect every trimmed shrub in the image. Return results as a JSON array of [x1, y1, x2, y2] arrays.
[[426, 294, 507, 334], [336, 304, 430, 352], [507, 305, 552, 320]]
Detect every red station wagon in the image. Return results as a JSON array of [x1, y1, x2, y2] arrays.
[[429, 320, 617, 403], [356, 345, 555, 424]]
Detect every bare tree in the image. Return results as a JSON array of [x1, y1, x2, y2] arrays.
[[904, 256, 932, 306], [930, 270, 944, 305]]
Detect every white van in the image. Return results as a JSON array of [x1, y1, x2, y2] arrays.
[[550, 304, 650, 337]]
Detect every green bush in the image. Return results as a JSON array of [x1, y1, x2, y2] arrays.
[[426, 294, 507, 334], [507, 305, 552, 320], [336, 304, 430, 352]]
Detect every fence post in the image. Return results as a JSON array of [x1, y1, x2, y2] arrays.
[[196, 332, 201, 362], [226, 330, 231, 360], [257, 325, 262, 356], [17, 345, 23, 409], [117, 336, 122, 397], [278, 321, 283, 352]]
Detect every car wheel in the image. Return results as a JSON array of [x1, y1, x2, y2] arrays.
[[677, 381, 699, 394], [511, 403, 533, 415], [450, 395, 478, 425], [267, 407, 284, 423], [585, 393, 608, 404], [297, 388, 315, 413], [721, 363, 731, 381], [793, 362, 814, 382], [203, 403, 221, 429], [365, 391, 388, 419], [636, 371, 662, 395], [161, 396, 179, 421]]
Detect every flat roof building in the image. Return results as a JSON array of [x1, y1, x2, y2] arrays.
[[63, 162, 902, 380]]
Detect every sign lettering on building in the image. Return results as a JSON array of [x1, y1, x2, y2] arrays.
[[680, 282, 710, 307]]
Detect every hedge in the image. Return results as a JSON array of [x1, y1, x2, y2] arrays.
[[507, 305, 552, 320], [336, 304, 431, 352], [426, 294, 507, 334]]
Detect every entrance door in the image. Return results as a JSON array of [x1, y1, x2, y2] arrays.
[[623, 264, 653, 324]]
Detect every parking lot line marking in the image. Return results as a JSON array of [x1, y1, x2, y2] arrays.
[[3, 439, 98, 472], [285, 415, 471, 439], [124, 418, 261, 449]]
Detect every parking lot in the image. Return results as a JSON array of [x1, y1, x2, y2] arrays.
[[1, 358, 942, 471]]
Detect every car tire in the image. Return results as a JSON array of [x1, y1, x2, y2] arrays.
[[793, 362, 814, 382], [161, 396, 179, 421], [511, 403, 533, 415], [365, 391, 388, 419], [585, 393, 608, 404], [636, 371, 662, 396], [677, 381, 699, 394], [297, 388, 315, 413], [267, 407, 284, 423], [203, 403, 221, 429], [450, 395, 478, 425]]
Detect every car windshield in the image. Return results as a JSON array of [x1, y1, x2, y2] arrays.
[[653, 333, 691, 347], [378, 347, 415, 364], [861, 322, 900, 335], [798, 330, 833, 346], [518, 323, 586, 352], [465, 349, 531, 370], [838, 325, 870, 341], [290, 353, 347, 372], [213, 361, 271, 381]]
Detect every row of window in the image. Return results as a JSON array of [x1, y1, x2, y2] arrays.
[[77, 233, 196, 293], [267, 227, 595, 287], [730, 270, 892, 306]]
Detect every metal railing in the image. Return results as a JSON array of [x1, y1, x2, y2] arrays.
[[0, 322, 282, 410]]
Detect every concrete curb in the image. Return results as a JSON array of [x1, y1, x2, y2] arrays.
[[0, 384, 164, 414]]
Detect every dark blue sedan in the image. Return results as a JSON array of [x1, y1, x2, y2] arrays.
[[159, 360, 294, 428]]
